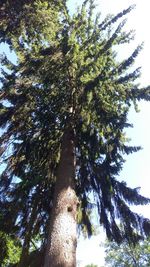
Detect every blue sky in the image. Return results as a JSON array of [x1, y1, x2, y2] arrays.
[[0, 1, 150, 266]]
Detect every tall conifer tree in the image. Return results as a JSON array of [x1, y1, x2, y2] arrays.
[[0, 0, 150, 266]]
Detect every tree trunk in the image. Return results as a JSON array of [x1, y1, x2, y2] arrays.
[[44, 128, 78, 267]]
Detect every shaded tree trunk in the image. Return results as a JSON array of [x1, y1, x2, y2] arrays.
[[44, 127, 78, 267]]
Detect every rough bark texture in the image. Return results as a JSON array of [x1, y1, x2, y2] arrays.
[[44, 128, 78, 267]]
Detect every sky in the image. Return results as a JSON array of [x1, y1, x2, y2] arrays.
[[0, 0, 150, 266], [71, 0, 150, 266]]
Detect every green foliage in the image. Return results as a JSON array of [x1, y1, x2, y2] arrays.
[[0, 0, 150, 265], [0, 0, 61, 47], [104, 237, 150, 267], [0, 231, 21, 266]]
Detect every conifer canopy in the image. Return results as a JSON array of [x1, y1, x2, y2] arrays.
[[0, 0, 150, 264]]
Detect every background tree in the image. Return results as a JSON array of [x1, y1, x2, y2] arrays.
[[104, 237, 150, 267], [0, 231, 21, 266], [0, 0, 150, 266]]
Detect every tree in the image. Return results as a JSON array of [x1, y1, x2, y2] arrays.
[[0, 0, 150, 266], [0, 231, 21, 266], [0, 0, 61, 46], [104, 237, 150, 267]]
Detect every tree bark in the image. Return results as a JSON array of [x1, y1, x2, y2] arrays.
[[44, 127, 78, 267]]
